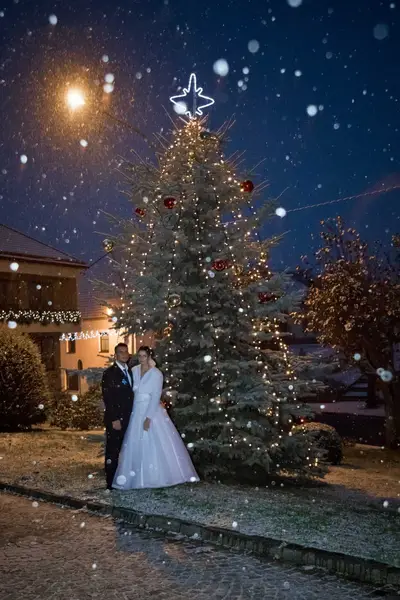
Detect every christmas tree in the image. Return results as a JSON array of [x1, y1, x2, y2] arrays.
[[109, 87, 325, 481]]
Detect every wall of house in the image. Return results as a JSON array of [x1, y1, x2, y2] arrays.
[[0, 258, 85, 394], [0, 259, 82, 334], [59, 317, 155, 395]]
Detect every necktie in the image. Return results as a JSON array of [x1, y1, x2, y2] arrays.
[[125, 367, 132, 388]]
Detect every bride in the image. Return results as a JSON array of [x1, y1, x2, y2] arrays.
[[113, 346, 199, 490]]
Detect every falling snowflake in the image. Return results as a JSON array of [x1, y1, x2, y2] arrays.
[[213, 59, 229, 77], [7, 321, 17, 329], [248, 40, 260, 53], [20, 154, 28, 164], [172, 101, 187, 115], [380, 370, 393, 383], [9, 262, 19, 272], [306, 105, 318, 117], [48, 14, 58, 25], [275, 207, 287, 218], [373, 24, 389, 40], [116, 475, 127, 485]]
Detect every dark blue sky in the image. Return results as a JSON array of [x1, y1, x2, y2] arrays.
[[1, 0, 399, 268]]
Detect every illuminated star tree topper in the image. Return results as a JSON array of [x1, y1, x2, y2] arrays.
[[169, 73, 215, 119]]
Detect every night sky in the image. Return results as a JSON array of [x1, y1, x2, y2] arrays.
[[1, 0, 399, 269]]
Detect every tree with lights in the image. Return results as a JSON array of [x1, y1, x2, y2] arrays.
[[298, 217, 400, 448], [107, 77, 327, 481]]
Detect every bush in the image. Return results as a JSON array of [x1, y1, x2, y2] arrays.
[[51, 384, 104, 430], [294, 421, 343, 465], [0, 326, 50, 429]]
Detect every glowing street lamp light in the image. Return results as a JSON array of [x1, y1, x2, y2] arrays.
[[64, 83, 154, 147], [66, 88, 85, 111]]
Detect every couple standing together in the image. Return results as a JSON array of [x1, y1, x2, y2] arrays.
[[102, 343, 199, 490]]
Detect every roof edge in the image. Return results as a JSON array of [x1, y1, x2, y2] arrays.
[[0, 223, 88, 265]]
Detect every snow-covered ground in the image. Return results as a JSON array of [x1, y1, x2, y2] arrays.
[[309, 401, 384, 417]]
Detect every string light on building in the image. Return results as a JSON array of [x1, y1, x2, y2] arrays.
[[1, 309, 81, 325], [59, 329, 111, 342]]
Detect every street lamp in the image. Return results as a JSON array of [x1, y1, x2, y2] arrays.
[[66, 88, 86, 111], [64, 84, 154, 147]]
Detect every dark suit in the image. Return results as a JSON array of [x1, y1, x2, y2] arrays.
[[102, 363, 134, 488]]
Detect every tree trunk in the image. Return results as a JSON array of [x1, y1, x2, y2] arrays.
[[382, 380, 400, 449], [365, 374, 378, 409]]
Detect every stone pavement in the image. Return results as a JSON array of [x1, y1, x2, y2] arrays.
[[0, 493, 391, 600]]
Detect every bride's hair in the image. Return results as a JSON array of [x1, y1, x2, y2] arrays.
[[138, 345, 158, 366]]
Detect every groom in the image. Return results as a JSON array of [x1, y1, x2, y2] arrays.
[[102, 343, 134, 490]]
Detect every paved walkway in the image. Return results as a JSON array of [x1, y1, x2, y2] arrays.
[[0, 493, 385, 600]]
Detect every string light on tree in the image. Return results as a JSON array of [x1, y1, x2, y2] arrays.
[[110, 107, 325, 481]]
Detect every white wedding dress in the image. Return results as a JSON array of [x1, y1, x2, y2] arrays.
[[113, 365, 199, 490]]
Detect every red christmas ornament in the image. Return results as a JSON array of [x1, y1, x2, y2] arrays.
[[212, 259, 230, 272], [135, 207, 146, 217], [258, 292, 275, 304], [163, 196, 177, 209], [240, 179, 254, 193]]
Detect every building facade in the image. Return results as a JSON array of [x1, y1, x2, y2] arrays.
[[59, 270, 154, 395], [0, 224, 87, 392]]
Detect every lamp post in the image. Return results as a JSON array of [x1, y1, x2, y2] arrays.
[[64, 86, 153, 146]]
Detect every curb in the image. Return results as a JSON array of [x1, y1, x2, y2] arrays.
[[1, 481, 399, 590]]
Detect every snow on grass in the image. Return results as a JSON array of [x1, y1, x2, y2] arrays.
[[0, 428, 399, 566]]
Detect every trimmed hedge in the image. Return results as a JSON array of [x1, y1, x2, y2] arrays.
[[294, 421, 343, 465], [0, 326, 50, 429], [51, 384, 104, 430]]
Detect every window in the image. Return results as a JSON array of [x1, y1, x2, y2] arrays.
[[66, 339, 76, 354], [67, 371, 79, 391], [100, 334, 109, 353], [28, 281, 54, 311], [77, 359, 83, 370], [33, 335, 56, 371]]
